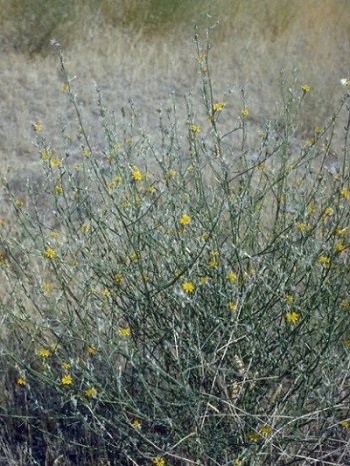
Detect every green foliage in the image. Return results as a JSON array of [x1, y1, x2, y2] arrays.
[[1, 31, 350, 466]]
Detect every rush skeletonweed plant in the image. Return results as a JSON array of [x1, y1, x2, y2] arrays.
[[0, 30, 350, 466]]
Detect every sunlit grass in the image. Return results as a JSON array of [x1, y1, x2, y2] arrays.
[[1, 22, 350, 466]]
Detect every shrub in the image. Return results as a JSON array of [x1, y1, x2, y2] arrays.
[[1, 30, 350, 466]]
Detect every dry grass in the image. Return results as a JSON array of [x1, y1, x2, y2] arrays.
[[0, 0, 349, 190]]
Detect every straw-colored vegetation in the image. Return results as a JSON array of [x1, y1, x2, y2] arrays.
[[1, 1, 350, 465]]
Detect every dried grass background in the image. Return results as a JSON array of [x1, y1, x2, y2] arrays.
[[0, 1, 349, 185]]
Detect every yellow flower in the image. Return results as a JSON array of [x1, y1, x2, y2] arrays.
[[344, 339, 350, 348], [42, 282, 52, 292], [147, 185, 157, 194], [340, 188, 350, 198], [301, 84, 310, 93], [241, 108, 249, 117], [61, 362, 71, 370], [286, 311, 300, 323], [318, 255, 330, 265], [44, 248, 56, 259], [101, 288, 110, 297], [260, 425, 272, 436], [153, 458, 165, 466], [88, 345, 96, 355], [131, 419, 142, 429], [119, 327, 131, 336], [166, 169, 177, 178], [39, 348, 50, 358], [307, 204, 316, 214], [130, 251, 138, 260], [114, 273, 124, 283], [213, 102, 225, 112], [324, 207, 333, 216], [16, 376, 26, 385], [82, 148, 90, 157], [179, 214, 191, 225], [61, 374, 72, 385], [41, 149, 51, 159], [190, 124, 200, 133], [85, 387, 97, 397], [228, 301, 237, 311], [208, 258, 218, 268], [248, 432, 260, 442], [198, 52, 206, 63], [55, 185, 63, 195], [334, 241, 345, 252], [227, 271, 237, 282], [16, 198, 24, 208], [285, 294, 294, 303], [182, 281, 195, 293], [32, 123, 42, 132], [296, 222, 307, 231], [51, 157, 61, 167], [340, 299, 350, 309], [200, 276, 209, 285], [81, 224, 89, 233], [61, 81, 69, 91], [131, 166, 142, 181], [339, 419, 350, 428]]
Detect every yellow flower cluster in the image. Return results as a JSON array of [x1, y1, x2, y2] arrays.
[[153, 458, 165, 466], [179, 214, 191, 225], [85, 387, 97, 397], [44, 248, 56, 259], [286, 311, 299, 323], [131, 166, 143, 181], [182, 281, 195, 293], [189, 124, 200, 133], [213, 102, 225, 112]]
